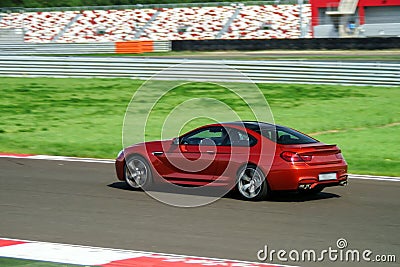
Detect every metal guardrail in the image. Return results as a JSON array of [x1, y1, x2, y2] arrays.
[[0, 43, 115, 55], [0, 41, 171, 55], [153, 41, 171, 52], [0, 56, 398, 86]]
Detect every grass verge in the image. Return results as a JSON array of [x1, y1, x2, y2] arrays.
[[0, 77, 399, 176], [0, 257, 91, 267]]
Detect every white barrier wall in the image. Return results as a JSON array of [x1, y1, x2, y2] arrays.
[[0, 41, 171, 55]]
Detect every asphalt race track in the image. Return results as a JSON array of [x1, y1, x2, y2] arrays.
[[0, 157, 399, 267]]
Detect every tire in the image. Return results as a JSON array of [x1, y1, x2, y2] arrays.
[[124, 155, 152, 190], [237, 165, 268, 201]]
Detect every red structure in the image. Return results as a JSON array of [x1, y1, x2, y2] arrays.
[[310, 0, 400, 30]]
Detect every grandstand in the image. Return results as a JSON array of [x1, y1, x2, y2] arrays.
[[0, 1, 312, 43], [1, 0, 399, 43], [58, 9, 156, 42], [140, 6, 237, 40], [222, 4, 311, 39]]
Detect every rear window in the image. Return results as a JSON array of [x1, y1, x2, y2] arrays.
[[245, 123, 318, 145]]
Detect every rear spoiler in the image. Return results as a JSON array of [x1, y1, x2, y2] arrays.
[[297, 144, 341, 155]]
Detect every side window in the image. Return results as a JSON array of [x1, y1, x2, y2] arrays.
[[277, 130, 300, 143], [276, 128, 317, 144], [181, 127, 226, 146], [223, 128, 257, 147]]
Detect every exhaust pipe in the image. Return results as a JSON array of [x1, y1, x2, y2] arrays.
[[299, 184, 312, 189]]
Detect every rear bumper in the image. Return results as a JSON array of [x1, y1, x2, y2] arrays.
[[297, 174, 348, 190], [267, 162, 348, 191]]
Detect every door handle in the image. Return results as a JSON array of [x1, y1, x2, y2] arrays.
[[152, 151, 164, 156]]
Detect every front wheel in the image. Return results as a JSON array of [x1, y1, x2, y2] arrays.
[[237, 165, 268, 201], [124, 155, 152, 190]]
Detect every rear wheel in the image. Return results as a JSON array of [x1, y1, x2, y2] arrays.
[[237, 165, 268, 201], [124, 155, 152, 190]]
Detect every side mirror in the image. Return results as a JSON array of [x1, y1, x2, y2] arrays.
[[172, 137, 179, 145]]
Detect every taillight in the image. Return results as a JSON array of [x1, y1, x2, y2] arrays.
[[280, 151, 312, 162], [301, 155, 313, 161]]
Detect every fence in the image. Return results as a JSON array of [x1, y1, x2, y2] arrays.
[[0, 56, 398, 86], [0, 41, 171, 55], [172, 38, 400, 51]]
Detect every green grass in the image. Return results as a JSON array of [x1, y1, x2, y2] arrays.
[[0, 257, 92, 267], [0, 77, 136, 158], [314, 125, 400, 176], [0, 77, 399, 176]]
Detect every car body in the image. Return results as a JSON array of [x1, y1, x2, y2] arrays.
[[115, 121, 348, 200]]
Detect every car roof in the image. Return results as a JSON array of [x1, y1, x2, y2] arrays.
[[218, 121, 281, 130]]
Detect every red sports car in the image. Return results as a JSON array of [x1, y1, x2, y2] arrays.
[[115, 121, 348, 200]]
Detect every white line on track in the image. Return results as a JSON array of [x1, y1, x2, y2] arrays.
[[1, 153, 399, 182], [347, 174, 400, 182], [0, 154, 115, 164]]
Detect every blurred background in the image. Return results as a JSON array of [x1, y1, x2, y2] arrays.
[[0, 0, 399, 176]]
